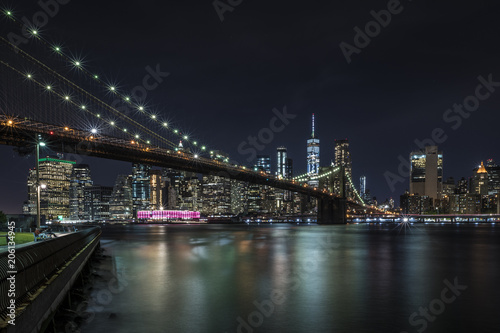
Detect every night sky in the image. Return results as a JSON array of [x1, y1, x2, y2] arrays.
[[1, 0, 500, 214]]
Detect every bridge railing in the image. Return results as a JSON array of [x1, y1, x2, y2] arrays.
[[0, 227, 101, 321]]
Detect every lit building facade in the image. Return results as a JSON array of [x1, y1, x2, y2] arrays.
[[149, 169, 164, 211], [109, 174, 133, 219], [201, 174, 232, 215], [334, 139, 352, 198], [27, 157, 75, 220], [137, 210, 200, 220], [409, 146, 443, 200], [472, 161, 489, 196], [69, 164, 92, 220], [306, 114, 320, 186], [485, 159, 500, 195], [84, 185, 113, 220], [256, 155, 271, 174], [132, 163, 151, 215]]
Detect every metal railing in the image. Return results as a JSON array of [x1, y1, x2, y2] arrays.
[[0, 227, 101, 321]]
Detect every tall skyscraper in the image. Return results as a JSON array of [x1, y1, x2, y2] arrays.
[[110, 175, 133, 219], [307, 113, 320, 186], [149, 169, 164, 210], [276, 147, 293, 179], [69, 164, 93, 220], [409, 146, 443, 200], [360, 175, 366, 199], [485, 159, 500, 195], [334, 139, 352, 197], [334, 140, 352, 177], [27, 156, 75, 220], [472, 161, 489, 196], [132, 163, 151, 215], [277, 147, 287, 179]]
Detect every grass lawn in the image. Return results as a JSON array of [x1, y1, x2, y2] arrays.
[[0, 232, 35, 246]]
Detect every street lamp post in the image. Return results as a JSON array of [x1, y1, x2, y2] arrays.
[[36, 138, 45, 228]]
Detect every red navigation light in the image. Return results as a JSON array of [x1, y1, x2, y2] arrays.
[[49, 131, 54, 135]]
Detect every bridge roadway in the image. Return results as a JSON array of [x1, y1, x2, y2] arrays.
[[0, 115, 341, 199]]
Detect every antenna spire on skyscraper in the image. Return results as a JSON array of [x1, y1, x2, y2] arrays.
[[312, 113, 315, 138]]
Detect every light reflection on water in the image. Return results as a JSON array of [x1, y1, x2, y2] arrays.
[[80, 224, 500, 333]]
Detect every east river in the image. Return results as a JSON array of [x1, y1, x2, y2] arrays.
[[77, 223, 500, 333]]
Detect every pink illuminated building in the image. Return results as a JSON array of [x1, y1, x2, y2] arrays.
[[137, 210, 200, 220]]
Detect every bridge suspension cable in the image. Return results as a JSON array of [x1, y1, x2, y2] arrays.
[[0, 9, 212, 155]]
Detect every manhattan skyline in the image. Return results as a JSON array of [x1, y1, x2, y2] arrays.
[[1, 0, 500, 213]]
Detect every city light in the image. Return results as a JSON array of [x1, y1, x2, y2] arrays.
[[91, 128, 97, 134]]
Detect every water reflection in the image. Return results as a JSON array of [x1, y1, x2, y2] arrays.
[[79, 224, 500, 333]]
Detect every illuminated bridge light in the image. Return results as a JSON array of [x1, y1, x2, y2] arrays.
[[183, 135, 188, 140], [5, 10, 12, 16], [91, 129, 97, 134], [54, 46, 61, 52], [146, 140, 150, 144], [194, 154, 198, 158], [135, 134, 139, 139], [125, 97, 130, 102], [174, 129, 179, 134], [110, 121, 115, 126], [46, 85, 51, 90], [201, 146, 206, 150], [123, 128, 127, 132], [81, 105, 86, 109], [26, 73, 32, 79], [162, 122, 168, 127], [109, 86, 116, 92], [151, 115, 156, 119], [74, 61, 81, 67], [138, 106, 144, 111], [93, 74, 99, 79], [193, 141, 197, 145], [64, 95, 70, 100], [31, 30, 38, 36], [96, 114, 101, 118]]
